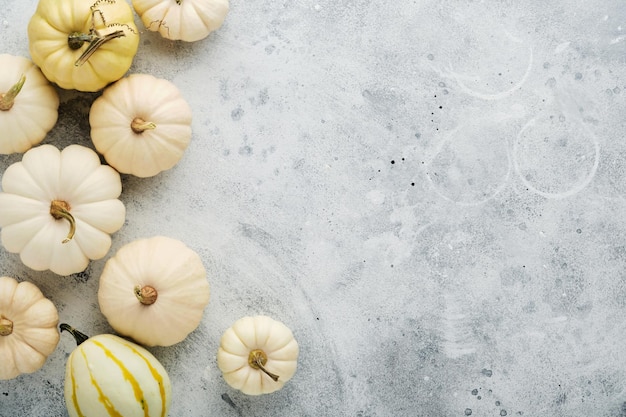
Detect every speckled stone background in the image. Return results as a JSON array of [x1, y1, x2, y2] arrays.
[[2, 0, 626, 416]]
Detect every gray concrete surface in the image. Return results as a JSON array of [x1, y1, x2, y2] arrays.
[[2, 0, 626, 416]]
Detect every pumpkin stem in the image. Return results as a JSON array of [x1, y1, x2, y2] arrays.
[[131, 117, 157, 134], [68, 32, 95, 50], [60, 323, 90, 346], [0, 74, 26, 111], [0, 317, 13, 336], [134, 285, 158, 305], [68, 29, 126, 67], [248, 349, 280, 382], [50, 200, 76, 244]]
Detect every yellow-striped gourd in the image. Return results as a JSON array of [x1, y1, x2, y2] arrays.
[[61, 324, 171, 417]]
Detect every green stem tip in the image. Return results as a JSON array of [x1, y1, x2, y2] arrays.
[[0, 74, 26, 111]]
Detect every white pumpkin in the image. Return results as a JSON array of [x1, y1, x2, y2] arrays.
[[0, 54, 59, 154], [217, 316, 299, 395], [61, 324, 171, 417], [0, 144, 126, 276], [89, 74, 193, 178], [98, 236, 210, 347], [131, 0, 229, 42], [0, 276, 60, 380]]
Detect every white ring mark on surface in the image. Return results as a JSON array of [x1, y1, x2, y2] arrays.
[[512, 117, 600, 199], [424, 118, 513, 206], [450, 46, 533, 101]]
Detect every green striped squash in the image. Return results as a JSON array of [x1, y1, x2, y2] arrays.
[[62, 325, 171, 417]]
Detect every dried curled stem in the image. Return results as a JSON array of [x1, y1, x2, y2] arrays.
[[68, 30, 126, 66], [67, 0, 137, 66], [248, 349, 280, 382], [50, 200, 76, 244]]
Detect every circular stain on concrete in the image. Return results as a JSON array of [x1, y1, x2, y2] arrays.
[[512, 115, 599, 199], [425, 118, 512, 205]]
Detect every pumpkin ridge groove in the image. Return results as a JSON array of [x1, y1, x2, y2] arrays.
[[15, 162, 49, 200], [225, 364, 246, 374], [265, 336, 295, 354], [92, 339, 149, 417], [231, 328, 253, 351], [9, 333, 48, 362]]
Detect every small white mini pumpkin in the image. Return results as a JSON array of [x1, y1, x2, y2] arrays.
[[98, 236, 210, 346], [217, 316, 299, 395], [131, 0, 229, 42], [0, 276, 60, 380], [0, 54, 59, 154], [89, 74, 193, 177], [0, 144, 126, 276], [61, 324, 171, 417]]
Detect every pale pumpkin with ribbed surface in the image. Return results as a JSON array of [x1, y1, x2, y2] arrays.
[[0, 144, 126, 276], [28, 0, 139, 92], [61, 325, 171, 417], [0, 276, 59, 380], [0, 54, 59, 154], [132, 0, 229, 42], [98, 236, 210, 346], [217, 316, 299, 395], [89, 74, 193, 178]]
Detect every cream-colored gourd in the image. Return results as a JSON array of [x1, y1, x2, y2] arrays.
[[0, 277, 60, 380], [28, 0, 139, 92], [0, 144, 126, 276], [132, 0, 229, 42], [0, 54, 59, 154], [98, 236, 209, 346], [61, 324, 171, 417], [89, 74, 193, 177], [217, 316, 299, 395]]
